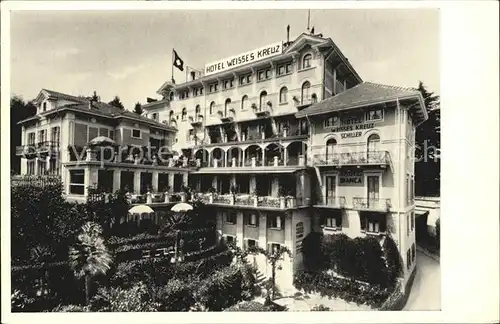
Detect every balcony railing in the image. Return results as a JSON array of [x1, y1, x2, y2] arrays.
[[37, 141, 60, 152], [312, 151, 391, 167], [352, 197, 391, 212], [318, 196, 346, 208], [16, 145, 37, 156], [206, 193, 298, 209]]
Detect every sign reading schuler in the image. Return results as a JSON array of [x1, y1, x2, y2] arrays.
[[204, 41, 284, 76]]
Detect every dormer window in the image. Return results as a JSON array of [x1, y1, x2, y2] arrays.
[[302, 54, 312, 69], [42, 102, 47, 112]]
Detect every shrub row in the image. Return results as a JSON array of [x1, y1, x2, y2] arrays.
[[293, 270, 392, 309]]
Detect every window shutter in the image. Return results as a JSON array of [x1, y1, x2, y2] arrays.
[[251, 214, 256, 226], [276, 216, 281, 229], [380, 216, 387, 232], [335, 215, 342, 228]]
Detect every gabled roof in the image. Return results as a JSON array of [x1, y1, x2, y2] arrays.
[[295, 82, 428, 125], [37, 89, 87, 104]]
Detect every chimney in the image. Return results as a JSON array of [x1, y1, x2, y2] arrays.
[[286, 25, 290, 43], [190, 71, 196, 81]]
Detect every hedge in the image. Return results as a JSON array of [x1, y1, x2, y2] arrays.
[[293, 270, 391, 309]]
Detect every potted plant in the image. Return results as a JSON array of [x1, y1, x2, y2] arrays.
[[229, 185, 237, 205], [164, 186, 172, 203], [251, 103, 258, 111], [278, 186, 287, 209]]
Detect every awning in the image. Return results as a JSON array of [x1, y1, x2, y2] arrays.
[[128, 205, 154, 214]]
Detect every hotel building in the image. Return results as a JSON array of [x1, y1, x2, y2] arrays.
[[16, 89, 190, 204], [16, 31, 428, 293], [142, 31, 428, 292]]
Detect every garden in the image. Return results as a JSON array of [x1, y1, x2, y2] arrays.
[[10, 179, 277, 312], [292, 231, 403, 309]]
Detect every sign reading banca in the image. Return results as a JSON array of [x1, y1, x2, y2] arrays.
[[204, 41, 284, 76]]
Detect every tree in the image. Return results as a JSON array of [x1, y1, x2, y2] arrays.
[[133, 102, 143, 115], [68, 222, 113, 305], [107, 96, 124, 110], [415, 81, 441, 196], [90, 91, 100, 102], [10, 96, 37, 174]]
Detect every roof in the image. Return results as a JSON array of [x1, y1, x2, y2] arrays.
[[295, 82, 427, 124], [20, 89, 177, 131]]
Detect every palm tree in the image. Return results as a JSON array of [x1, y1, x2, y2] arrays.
[[68, 222, 113, 305]]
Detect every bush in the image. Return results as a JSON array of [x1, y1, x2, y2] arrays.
[[156, 279, 197, 311], [311, 304, 331, 311], [51, 304, 90, 312], [224, 301, 272, 312], [294, 270, 391, 309], [89, 282, 158, 312]]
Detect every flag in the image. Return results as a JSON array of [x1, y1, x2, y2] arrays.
[[173, 49, 184, 72]]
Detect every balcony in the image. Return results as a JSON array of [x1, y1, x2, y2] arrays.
[[15, 144, 37, 157], [252, 103, 272, 118], [316, 196, 346, 209], [203, 193, 298, 210], [352, 197, 391, 212], [190, 115, 203, 127], [36, 141, 60, 153], [312, 151, 391, 167]]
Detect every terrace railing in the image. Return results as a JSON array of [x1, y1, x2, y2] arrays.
[[352, 197, 391, 212]]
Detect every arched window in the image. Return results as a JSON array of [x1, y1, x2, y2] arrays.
[[224, 98, 231, 117], [43, 102, 47, 112], [326, 138, 337, 162], [367, 134, 380, 156], [169, 110, 174, 120], [259, 91, 267, 110], [195, 105, 200, 115], [279, 87, 288, 104], [169, 92, 174, 101], [181, 108, 187, 121], [311, 93, 317, 103], [302, 53, 312, 69], [241, 95, 248, 110], [301, 81, 311, 104], [209, 101, 215, 115]]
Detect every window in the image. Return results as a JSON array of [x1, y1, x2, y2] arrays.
[[169, 92, 174, 101], [194, 87, 203, 96], [239, 74, 252, 85], [407, 213, 410, 236], [407, 249, 411, 269], [181, 108, 187, 121], [411, 211, 415, 231], [412, 243, 416, 262], [246, 213, 258, 226], [410, 175, 415, 203], [42, 102, 47, 112], [209, 83, 219, 93], [258, 68, 271, 81], [279, 87, 288, 104], [224, 99, 231, 116], [223, 79, 234, 90], [366, 108, 384, 121], [324, 116, 339, 128], [301, 81, 311, 104], [245, 239, 257, 249], [241, 95, 249, 110], [311, 93, 317, 103], [51, 127, 60, 143], [225, 212, 237, 224], [286, 62, 293, 73], [225, 235, 235, 244], [267, 214, 283, 229], [268, 243, 281, 255], [209, 102, 216, 115], [37, 160, 47, 176], [360, 213, 387, 234], [323, 212, 342, 229], [49, 158, 60, 176], [302, 54, 312, 69], [195, 105, 201, 115], [132, 129, 141, 138], [69, 170, 85, 195], [27, 132, 36, 145], [367, 134, 380, 157], [277, 62, 292, 76], [27, 160, 35, 175], [152, 113, 158, 121], [259, 91, 267, 110], [179, 90, 189, 100], [110, 130, 115, 140], [278, 65, 286, 76]]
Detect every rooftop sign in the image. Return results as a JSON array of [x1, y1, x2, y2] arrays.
[[204, 41, 284, 76]]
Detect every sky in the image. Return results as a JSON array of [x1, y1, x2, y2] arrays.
[[10, 9, 440, 109]]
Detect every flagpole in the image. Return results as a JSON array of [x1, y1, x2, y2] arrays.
[[171, 49, 174, 83], [307, 9, 310, 32]]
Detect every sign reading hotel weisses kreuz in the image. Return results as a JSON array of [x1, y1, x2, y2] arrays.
[[204, 41, 284, 76]]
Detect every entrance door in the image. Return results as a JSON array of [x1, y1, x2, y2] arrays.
[[325, 175, 336, 205], [367, 176, 380, 208]]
